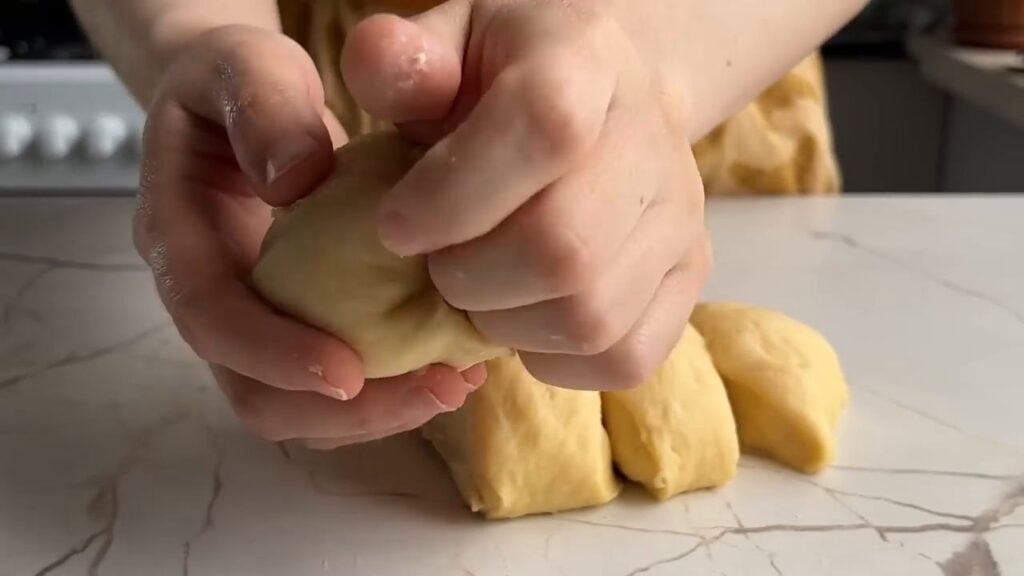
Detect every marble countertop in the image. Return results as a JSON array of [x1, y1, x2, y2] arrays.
[[1, 196, 1022, 576]]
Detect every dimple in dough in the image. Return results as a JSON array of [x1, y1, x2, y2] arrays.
[[422, 354, 621, 519], [251, 132, 509, 378], [690, 302, 849, 474], [602, 324, 739, 500]]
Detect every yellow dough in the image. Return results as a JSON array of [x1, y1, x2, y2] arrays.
[[690, 302, 848, 474], [251, 132, 508, 378], [249, 129, 849, 514], [422, 355, 621, 519], [602, 325, 739, 500]]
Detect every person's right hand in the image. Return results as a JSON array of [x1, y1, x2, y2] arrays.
[[135, 25, 481, 449]]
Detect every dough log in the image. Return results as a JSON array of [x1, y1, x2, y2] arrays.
[[690, 302, 848, 474], [602, 325, 739, 500], [423, 355, 621, 519]]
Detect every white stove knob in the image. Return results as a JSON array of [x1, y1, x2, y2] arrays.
[[84, 114, 129, 160], [37, 114, 81, 160], [0, 114, 34, 160]]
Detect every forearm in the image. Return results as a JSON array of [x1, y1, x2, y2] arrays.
[[70, 0, 281, 106], [611, 0, 867, 141]]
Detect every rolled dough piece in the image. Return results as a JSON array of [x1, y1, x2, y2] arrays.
[[251, 132, 508, 378], [602, 324, 739, 500], [690, 302, 848, 474], [422, 354, 621, 519]]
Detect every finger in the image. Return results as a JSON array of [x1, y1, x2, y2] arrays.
[[167, 25, 338, 205], [467, 196, 693, 354], [214, 364, 472, 442], [305, 362, 486, 450], [427, 98, 669, 311], [461, 363, 488, 389], [321, 107, 349, 148], [139, 103, 364, 400], [377, 50, 616, 256], [341, 2, 470, 123], [519, 234, 713, 390]]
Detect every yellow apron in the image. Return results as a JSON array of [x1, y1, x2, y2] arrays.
[[279, 0, 840, 195]]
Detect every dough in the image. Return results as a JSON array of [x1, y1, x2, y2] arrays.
[[422, 355, 621, 519], [690, 302, 848, 474], [251, 132, 508, 378], [602, 325, 739, 500]]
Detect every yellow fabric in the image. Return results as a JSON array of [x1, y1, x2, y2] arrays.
[[279, 0, 840, 195]]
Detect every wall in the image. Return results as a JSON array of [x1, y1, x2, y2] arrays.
[[824, 57, 1024, 193], [941, 99, 1024, 192], [824, 58, 946, 192]]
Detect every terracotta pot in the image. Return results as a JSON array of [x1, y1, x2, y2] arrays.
[[953, 0, 1024, 49]]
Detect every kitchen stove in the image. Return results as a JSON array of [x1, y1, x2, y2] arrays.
[[0, 0, 143, 194]]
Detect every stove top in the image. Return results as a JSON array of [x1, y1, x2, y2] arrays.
[[0, 0, 97, 62]]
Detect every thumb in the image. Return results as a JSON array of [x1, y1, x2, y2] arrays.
[[341, 1, 471, 125], [168, 26, 342, 206]]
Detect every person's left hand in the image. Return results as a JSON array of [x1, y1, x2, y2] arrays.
[[342, 0, 711, 390]]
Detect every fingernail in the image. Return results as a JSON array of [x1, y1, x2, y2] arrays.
[[421, 388, 457, 412], [461, 365, 487, 390], [266, 134, 318, 184], [327, 386, 349, 401], [309, 363, 349, 401], [379, 209, 419, 256]]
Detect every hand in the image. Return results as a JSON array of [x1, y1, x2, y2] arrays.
[[342, 0, 711, 390], [135, 25, 479, 448]]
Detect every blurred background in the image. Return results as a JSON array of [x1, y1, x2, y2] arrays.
[[0, 0, 1022, 194]]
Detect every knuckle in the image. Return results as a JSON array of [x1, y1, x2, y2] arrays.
[[573, 6, 625, 50], [525, 218, 596, 295], [518, 68, 592, 161], [599, 343, 656, 390], [559, 293, 620, 355]]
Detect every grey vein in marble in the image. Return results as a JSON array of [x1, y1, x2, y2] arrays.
[[4, 197, 1023, 575], [0, 250, 148, 273], [1, 265, 53, 326], [29, 421, 183, 575], [0, 322, 167, 391], [853, 382, 997, 447], [725, 501, 785, 575], [623, 536, 714, 576], [809, 230, 1024, 326], [182, 422, 225, 576], [740, 461, 980, 523], [829, 466, 1018, 482]]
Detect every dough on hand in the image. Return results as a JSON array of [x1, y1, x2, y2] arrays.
[[423, 355, 621, 519], [690, 302, 848, 474], [602, 325, 739, 500], [251, 132, 508, 378]]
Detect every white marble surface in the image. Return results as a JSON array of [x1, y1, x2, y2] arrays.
[[1, 196, 1022, 576]]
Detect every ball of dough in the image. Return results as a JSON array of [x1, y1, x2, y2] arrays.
[[690, 302, 848, 474], [251, 132, 509, 378]]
